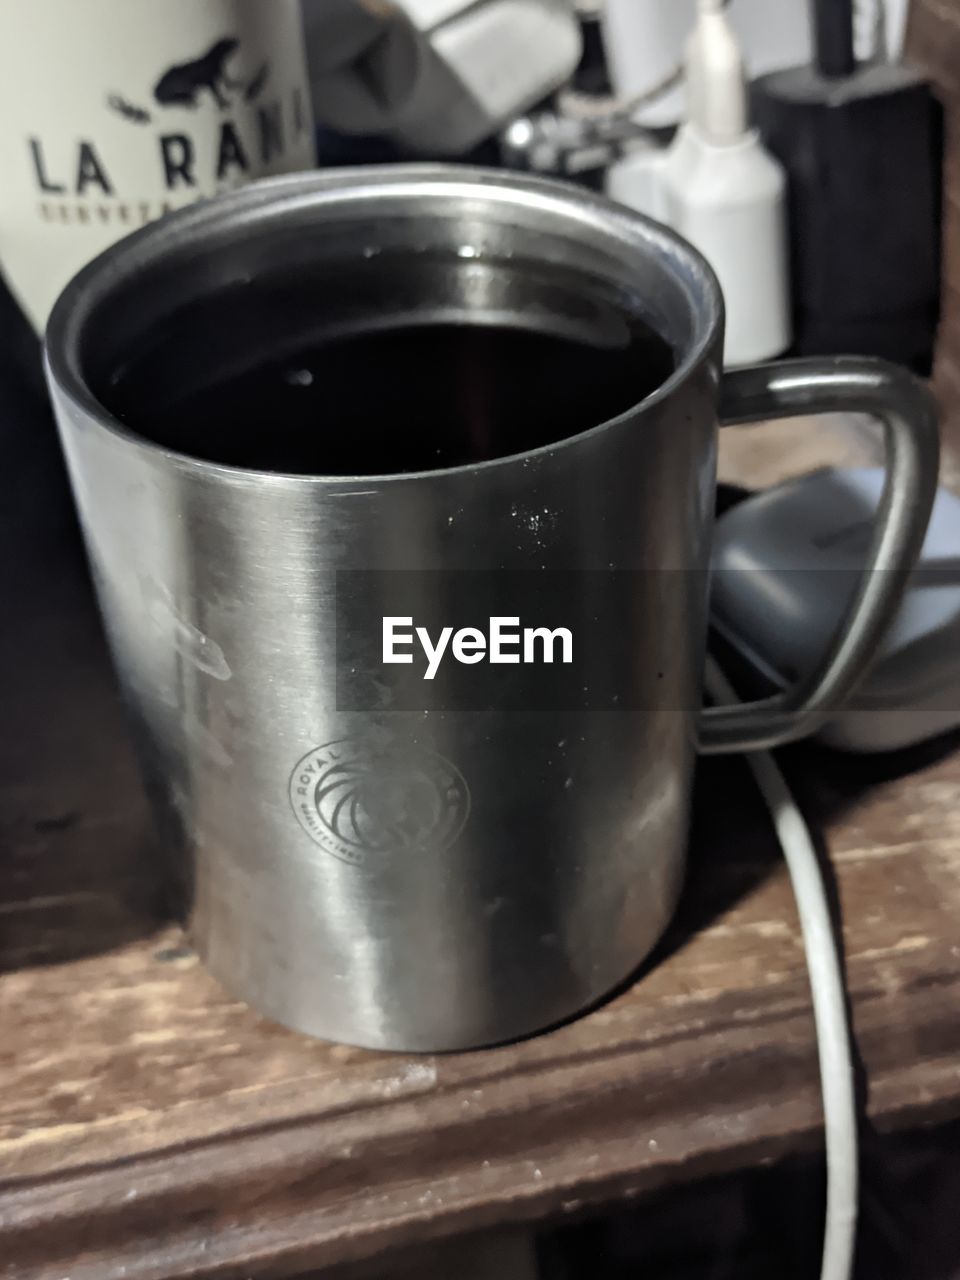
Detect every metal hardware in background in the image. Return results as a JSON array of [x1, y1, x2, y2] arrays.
[[499, 83, 675, 178], [497, 0, 733, 176], [45, 167, 938, 1050]]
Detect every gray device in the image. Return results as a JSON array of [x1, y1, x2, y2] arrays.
[[711, 467, 960, 752]]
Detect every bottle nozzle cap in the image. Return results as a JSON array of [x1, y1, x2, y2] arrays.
[[686, 0, 747, 143]]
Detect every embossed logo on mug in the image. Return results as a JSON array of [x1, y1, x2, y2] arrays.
[[289, 738, 470, 867]]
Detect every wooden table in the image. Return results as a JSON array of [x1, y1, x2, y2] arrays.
[[3, 423, 960, 1280]]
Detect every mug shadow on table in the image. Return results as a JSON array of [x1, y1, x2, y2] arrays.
[[659, 725, 960, 972]]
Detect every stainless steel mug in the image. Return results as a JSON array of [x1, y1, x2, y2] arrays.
[[45, 166, 939, 1050]]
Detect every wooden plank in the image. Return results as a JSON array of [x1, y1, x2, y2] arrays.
[[908, 0, 960, 98], [2, 450, 960, 1277], [908, 0, 960, 450]]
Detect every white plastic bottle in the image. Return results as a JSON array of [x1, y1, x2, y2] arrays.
[[606, 0, 790, 365], [661, 0, 790, 366]]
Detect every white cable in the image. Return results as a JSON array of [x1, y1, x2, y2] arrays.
[[703, 656, 859, 1280]]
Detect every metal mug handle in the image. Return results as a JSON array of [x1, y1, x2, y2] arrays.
[[698, 356, 940, 755]]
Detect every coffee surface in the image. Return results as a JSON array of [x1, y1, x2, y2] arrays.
[[95, 253, 675, 474]]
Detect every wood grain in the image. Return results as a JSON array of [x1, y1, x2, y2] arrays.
[[909, 0, 960, 450], [2, 422, 960, 1279]]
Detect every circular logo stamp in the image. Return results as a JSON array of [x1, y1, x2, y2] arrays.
[[289, 738, 470, 867]]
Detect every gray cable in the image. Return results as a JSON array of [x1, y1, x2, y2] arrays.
[[704, 657, 859, 1280]]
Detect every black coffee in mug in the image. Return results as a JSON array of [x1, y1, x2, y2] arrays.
[[94, 251, 675, 474]]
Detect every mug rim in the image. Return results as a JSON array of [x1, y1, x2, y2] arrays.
[[44, 163, 725, 486]]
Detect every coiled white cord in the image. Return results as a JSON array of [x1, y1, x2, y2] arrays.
[[704, 657, 859, 1280]]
